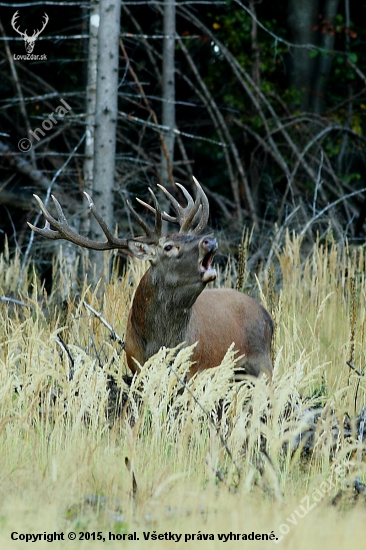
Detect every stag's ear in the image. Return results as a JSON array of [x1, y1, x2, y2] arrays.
[[128, 241, 157, 262]]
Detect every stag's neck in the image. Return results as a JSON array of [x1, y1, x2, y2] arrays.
[[128, 269, 200, 361]]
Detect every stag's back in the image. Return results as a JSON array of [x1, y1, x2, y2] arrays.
[[188, 288, 273, 379]]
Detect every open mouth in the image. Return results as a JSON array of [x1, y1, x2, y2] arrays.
[[199, 238, 217, 282]]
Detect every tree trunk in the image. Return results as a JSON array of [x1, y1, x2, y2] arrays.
[[160, 0, 176, 191], [287, 0, 319, 110], [80, 0, 99, 277], [90, 0, 121, 279], [312, 0, 341, 113]]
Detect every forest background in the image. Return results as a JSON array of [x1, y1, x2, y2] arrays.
[[1, 0, 366, 279]]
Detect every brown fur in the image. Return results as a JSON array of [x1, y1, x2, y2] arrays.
[[125, 262, 273, 380], [187, 288, 273, 378]]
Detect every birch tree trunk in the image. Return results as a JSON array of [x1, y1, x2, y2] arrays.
[[90, 0, 121, 279], [160, 0, 176, 191], [80, 0, 99, 277]]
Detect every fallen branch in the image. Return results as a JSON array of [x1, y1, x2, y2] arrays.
[[0, 295, 29, 307]]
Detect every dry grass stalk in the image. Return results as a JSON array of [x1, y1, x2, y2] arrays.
[[0, 235, 365, 544]]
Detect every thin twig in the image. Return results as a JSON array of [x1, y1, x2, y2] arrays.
[[119, 110, 227, 146], [83, 301, 125, 349], [346, 361, 365, 416], [299, 187, 366, 238]]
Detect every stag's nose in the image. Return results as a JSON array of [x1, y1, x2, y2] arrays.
[[200, 236, 218, 253]]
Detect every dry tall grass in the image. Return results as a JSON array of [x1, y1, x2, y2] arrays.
[[0, 234, 365, 548]]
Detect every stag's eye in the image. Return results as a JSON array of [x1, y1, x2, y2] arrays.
[[164, 245, 173, 252]]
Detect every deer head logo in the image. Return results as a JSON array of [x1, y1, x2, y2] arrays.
[[11, 10, 49, 54]]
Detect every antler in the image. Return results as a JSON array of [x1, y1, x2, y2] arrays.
[[29, 179, 209, 249], [28, 191, 162, 251], [11, 11, 49, 39], [137, 177, 209, 235], [11, 11, 26, 38], [33, 13, 49, 39]]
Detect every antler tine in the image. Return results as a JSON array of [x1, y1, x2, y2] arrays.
[[27, 219, 62, 241], [148, 187, 162, 236], [126, 199, 152, 238], [83, 192, 127, 248], [34, 12, 49, 38], [174, 182, 194, 208], [156, 183, 182, 215], [32, 193, 58, 225], [174, 182, 202, 231], [127, 187, 163, 242], [190, 176, 209, 235], [28, 194, 76, 240], [29, 194, 129, 251], [11, 11, 23, 36], [52, 194, 71, 224]]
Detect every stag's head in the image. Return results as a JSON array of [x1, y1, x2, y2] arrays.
[[127, 179, 217, 291], [11, 10, 49, 54]]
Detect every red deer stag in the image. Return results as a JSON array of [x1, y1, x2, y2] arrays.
[[29, 179, 273, 380]]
